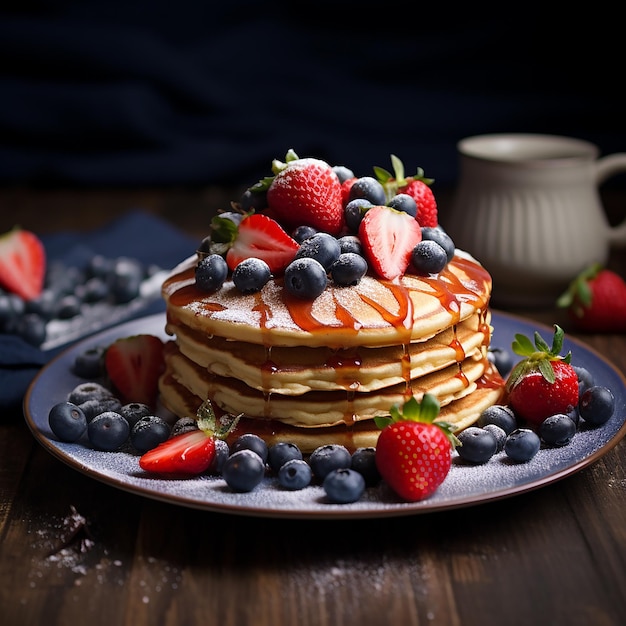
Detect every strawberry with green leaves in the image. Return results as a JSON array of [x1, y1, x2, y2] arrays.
[[557, 263, 626, 333], [0, 226, 46, 301], [373, 155, 438, 228], [104, 334, 165, 407], [359, 205, 422, 280], [263, 149, 345, 235], [505, 325, 579, 426], [374, 394, 459, 502], [140, 400, 240, 475]]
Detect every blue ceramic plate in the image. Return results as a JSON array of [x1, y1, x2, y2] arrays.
[[24, 312, 626, 519]]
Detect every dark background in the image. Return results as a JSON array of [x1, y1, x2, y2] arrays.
[[0, 2, 623, 191]]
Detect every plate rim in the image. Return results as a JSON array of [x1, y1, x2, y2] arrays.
[[23, 310, 626, 520]]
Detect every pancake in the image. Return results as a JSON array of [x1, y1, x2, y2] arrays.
[[158, 154, 506, 452], [162, 249, 492, 349], [171, 313, 491, 395], [161, 340, 492, 427], [159, 366, 505, 453]]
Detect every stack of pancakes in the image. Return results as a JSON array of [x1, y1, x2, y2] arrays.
[[159, 249, 505, 452]]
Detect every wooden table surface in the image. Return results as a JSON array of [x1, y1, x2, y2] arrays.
[[1, 187, 625, 626]]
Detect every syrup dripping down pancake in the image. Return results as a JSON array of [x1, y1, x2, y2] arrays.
[[162, 250, 492, 349], [168, 313, 491, 395]]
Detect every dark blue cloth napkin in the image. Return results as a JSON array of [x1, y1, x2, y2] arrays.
[[0, 210, 197, 415]]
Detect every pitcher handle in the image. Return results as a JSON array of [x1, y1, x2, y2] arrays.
[[596, 153, 626, 248]]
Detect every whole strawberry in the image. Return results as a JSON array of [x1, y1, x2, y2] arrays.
[[373, 155, 438, 228], [505, 325, 579, 426], [139, 400, 239, 475], [265, 149, 345, 235], [557, 263, 626, 333], [374, 394, 458, 502]]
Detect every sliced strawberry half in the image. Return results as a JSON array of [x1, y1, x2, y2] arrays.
[[0, 227, 46, 300], [139, 400, 240, 475], [359, 205, 422, 280], [139, 429, 216, 475], [104, 334, 165, 407], [225, 213, 299, 274]]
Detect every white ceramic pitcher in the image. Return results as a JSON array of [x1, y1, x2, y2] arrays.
[[444, 133, 626, 308]]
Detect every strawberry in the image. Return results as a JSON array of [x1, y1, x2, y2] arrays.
[[0, 226, 46, 301], [374, 394, 458, 502], [359, 205, 422, 279], [104, 334, 165, 407], [225, 213, 299, 274], [139, 400, 240, 475], [505, 324, 579, 426], [340, 176, 357, 207], [373, 154, 438, 227], [398, 178, 438, 228], [556, 263, 626, 333], [265, 150, 345, 235]]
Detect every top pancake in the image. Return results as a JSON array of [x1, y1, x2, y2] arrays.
[[162, 250, 492, 349]]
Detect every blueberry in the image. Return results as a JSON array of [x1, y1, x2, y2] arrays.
[[107, 257, 144, 304], [232, 257, 272, 294], [504, 428, 541, 462], [87, 411, 130, 451], [579, 385, 615, 426], [349, 176, 386, 205], [482, 424, 507, 452], [350, 447, 381, 485], [309, 444, 352, 480], [119, 402, 153, 428], [573, 365, 594, 396], [539, 414, 577, 447], [330, 252, 368, 286], [387, 193, 417, 217], [68, 381, 114, 405], [76, 276, 109, 303], [48, 401, 87, 442], [222, 449, 266, 492], [456, 426, 498, 464], [79, 395, 123, 422], [0, 292, 20, 332], [72, 345, 106, 378], [420, 226, 455, 263], [337, 235, 362, 256], [230, 433, 269, 463], [411, 240, 448, 275], [487, 347, 514, 377], [477, 405, 517, 434], [208, 438, 230, 474], [332, 165, 354, 183], [268, 442, 303, 472], [284, 257, 328, 299], [130, 415, 171, 453], [55, 294, 82, 319], [291, 225, 318, 243], [278, 459, 312, 490], [14, 312, 47, 346], [295, 232, 341, 271], [195, 254, 228, 293], [170, 416, 199, 437], [25, 288, 58, 319], [239, 188, 267, 212], [323, 468, 366, 503], [344, 198, 372, 232]]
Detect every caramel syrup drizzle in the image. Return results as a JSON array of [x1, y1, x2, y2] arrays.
[[164, 256, 497, 425]]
